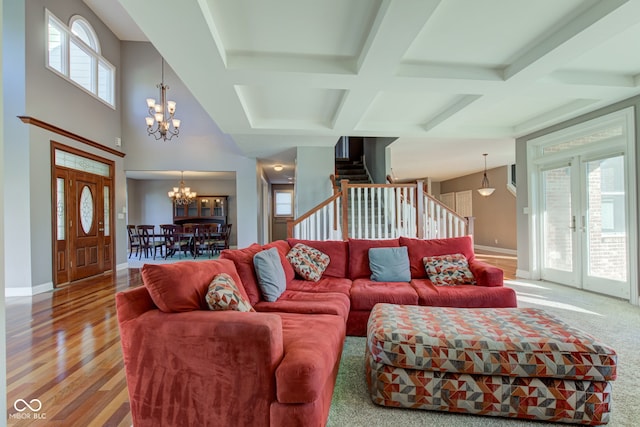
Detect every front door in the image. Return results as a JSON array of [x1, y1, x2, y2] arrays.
[[69, 171, 111, 281], [52, 144, 114, 285]]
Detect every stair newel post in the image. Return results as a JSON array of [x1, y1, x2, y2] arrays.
[[416, 180, 425, 239], [341, 180, 349, 240]]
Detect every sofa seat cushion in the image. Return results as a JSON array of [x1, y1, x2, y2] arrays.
[[287, 239, 348, 278], [350, 278, 418, 311], [142, 259, 246, 312], [254, 290, 350, 321], [367, 304, 617, 381], [411, 279, 517, 307], [287, 277, 352, 296], [275, 313, 346, 404], [400, 236, 475, 279]]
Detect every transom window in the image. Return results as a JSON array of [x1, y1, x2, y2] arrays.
[[46, 10, 115, 107]]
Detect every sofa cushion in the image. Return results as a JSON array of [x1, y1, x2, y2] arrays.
[[220, 244, 264, 305], [400, 236, 475, 279], [423, 253, 476, 286], [263, 240, 296, 284], [254, 247, 287, 302], [287, 277, 352, 296], [275, 312, 346, 404], [142, 259, 245, 312], [254, 290, 350, 321], [369, 246, 411, 282], [411, 279, 517, 307], [348, 238, 400, 279], [205, 273, 255, 312], [350, 278, 418, 311], [286, 243, 330, 282], [287, 239, 349, 278]]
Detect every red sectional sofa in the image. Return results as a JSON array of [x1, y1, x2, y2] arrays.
[[116, 236, 517, 427]]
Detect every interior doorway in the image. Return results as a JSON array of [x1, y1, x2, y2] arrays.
[[52, 143, 114, 285]]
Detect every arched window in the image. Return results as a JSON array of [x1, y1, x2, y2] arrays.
[[46, 10, 115, 107]]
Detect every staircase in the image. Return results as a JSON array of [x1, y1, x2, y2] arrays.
[[288, 179, 474, 241], [334, 159, 371, 185]]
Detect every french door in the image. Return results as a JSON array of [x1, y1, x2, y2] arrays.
[[533, 108, 635, 300], [540, 154, 629, 298]]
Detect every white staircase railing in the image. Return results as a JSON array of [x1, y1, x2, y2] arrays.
[[289, 179, 473, 240]]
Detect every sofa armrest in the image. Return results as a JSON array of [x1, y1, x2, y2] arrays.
[[469, 259, 504, 287], [118, 308, 283, 427]]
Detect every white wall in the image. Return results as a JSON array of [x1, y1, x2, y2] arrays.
[[1, 0, 8, 415], [295, 146, 334, 215]]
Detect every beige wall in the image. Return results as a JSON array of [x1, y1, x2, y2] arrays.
[[440, 166, 516, 251]]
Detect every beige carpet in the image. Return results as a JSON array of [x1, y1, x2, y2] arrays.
[[328, 279, 640, 426]]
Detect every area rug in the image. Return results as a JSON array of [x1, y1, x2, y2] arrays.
[[328, 279, 640, 426]]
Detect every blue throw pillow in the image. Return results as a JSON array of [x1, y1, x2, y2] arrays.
[[253, 247, 287, 302], [369, 246, 411, 282]]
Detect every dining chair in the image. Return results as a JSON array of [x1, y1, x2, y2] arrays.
[[193, 224, 213, 258], [212, 223, 232, 254], [127, 225, 140, 259], [161, 224, 190, 259], [137, 225, 164, 260]]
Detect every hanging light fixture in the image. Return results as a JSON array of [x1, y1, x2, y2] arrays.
[[168, 171, 196, 205], [146, 58, 181, 141], [477, 153, 495, 196]]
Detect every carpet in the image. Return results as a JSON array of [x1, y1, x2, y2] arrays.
[[327, 279, 640, 426]]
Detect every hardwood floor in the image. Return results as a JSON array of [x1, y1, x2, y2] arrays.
[[5, 253, 517, 426]]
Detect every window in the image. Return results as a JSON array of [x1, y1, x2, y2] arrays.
[[46, 10, 115, 107], [274, 190, 294, 217]]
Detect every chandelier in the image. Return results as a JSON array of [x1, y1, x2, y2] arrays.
[[477, 153, 495, 196], [145, 58, 181, 141], [168, 171, 196, 205]]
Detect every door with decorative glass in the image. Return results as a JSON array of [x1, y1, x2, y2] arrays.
[[52, 144, 114, 284]]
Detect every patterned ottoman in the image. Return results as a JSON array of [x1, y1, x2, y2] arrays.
[[366, 304, 617, 425]]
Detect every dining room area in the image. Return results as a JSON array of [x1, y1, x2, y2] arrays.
[[125, 170, 238, 267]]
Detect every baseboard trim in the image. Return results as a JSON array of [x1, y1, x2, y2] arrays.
[[474, 244, 517, 256], [6, 281, 54, 297], [116, 262, 129, 271], [515, 269, 532, 279]]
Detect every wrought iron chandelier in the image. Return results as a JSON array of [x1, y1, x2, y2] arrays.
[[477, 153, 495, 196], [146, 58, 181, 141], [168, 171, 196, 205]]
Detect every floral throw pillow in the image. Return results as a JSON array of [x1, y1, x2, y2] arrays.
[[423, 253, 476, 286], [286, 243, 330, 282], [205, 273, 255, 312]]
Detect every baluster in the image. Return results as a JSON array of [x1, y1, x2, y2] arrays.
[[363, 187, 369, 239], [350, 188, 355, 239], [447, 212, 453, 238]]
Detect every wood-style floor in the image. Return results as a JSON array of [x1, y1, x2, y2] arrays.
[[5, 253, 516, 426]]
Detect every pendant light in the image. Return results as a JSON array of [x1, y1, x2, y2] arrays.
[[477, 153, 495, 196]]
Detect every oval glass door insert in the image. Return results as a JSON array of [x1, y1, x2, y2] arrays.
[[80, 185, 94, 234]]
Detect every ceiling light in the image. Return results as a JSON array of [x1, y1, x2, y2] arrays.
[[146, 58, 181, 141], [274, 165, 284, 171], [477, 153, 495, 196], [168, 171, 196, 205]]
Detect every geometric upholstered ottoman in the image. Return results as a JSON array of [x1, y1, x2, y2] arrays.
[[366, 304, 617, 425]]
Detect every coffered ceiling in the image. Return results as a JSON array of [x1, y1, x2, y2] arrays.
[[88, 0, 640, 181]]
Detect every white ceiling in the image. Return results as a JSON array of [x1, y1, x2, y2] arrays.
[[88, 0, 640, 182]]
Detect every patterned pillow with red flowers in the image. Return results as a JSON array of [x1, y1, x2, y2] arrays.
[[286, 243, 330, 282], [423, 253, 476, 286], [205, 273, 255, 312]]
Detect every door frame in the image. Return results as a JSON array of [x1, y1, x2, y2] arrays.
[[50, 142, 115, 286], [527, 107, 637, 302]]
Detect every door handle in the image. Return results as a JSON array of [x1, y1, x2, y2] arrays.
[[569, 216, 576, 231], [98, 228, 104, 232]]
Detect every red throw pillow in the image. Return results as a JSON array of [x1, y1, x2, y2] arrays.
[[142, 258, 245, 312]]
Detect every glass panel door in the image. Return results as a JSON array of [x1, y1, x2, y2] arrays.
[[583, 155, 629, 298], [540, 164, 579, 286]]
